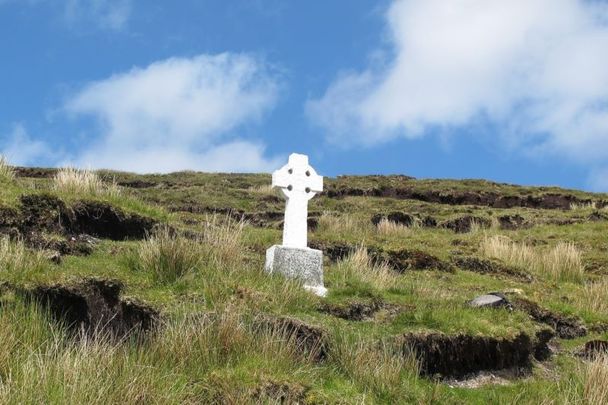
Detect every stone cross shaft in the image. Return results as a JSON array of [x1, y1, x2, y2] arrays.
[[272, 153, 323, 248]]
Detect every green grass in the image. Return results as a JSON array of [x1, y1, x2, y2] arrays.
[[0, 166, 608, 403]]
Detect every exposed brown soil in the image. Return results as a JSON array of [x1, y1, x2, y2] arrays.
[[13, 166, 58, 178], [167, 203, 290, 228], [588, 211, 608, 222], [20, 194, 66, 234], [441, 216, 492, 233], [0, 195, 157, 248], [255, 316, 329, 362], [308, 241, 354, 262], [62, 201, 157, 240], [579, 340, 608, 359], [22, 279, 158, 338], [24, 233, 95, 256], [116, 180, 157, 189], [453, 256, 533, 282], [371, 212, 439, 228], [325, 185, 602, 210], [398, 330, 552, 378], [308, 242, 453, 273], [498, 214, 531, 230], [371, 212, 415, 226], [0, 206, 21, 237], [318, 298, 407, 321], [512, 298, 587, 339], [374, 248, 454, 273]]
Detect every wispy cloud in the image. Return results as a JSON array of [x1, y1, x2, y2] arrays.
[[308, 0, 608, 190], [64, 0, 132, 31], [0, 124, 59, 166], [0, 0, 133, 31], [62, 53, 281, 172]]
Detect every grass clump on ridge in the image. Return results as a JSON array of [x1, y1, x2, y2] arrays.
[[480, 235, 585, 283], [53, 167, 121, 198], [0, 155, 15, 182], [133, 215, 246, 284], [331, 246, 397, 291], [0, 237, 47, 281]]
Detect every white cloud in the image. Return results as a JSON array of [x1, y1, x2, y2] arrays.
[[308, 0, 608, 188], [0, 0, 132, 31], [1, 124, 57, 166], [64, 0, 132, 31], [62, 53, 281, 173]]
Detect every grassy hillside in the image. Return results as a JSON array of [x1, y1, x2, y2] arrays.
[[1, 163, 608, 403]]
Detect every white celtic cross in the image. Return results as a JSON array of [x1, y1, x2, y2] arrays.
[[272, 153, 323, 248]]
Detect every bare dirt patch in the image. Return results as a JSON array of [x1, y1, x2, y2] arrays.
[[375, 248, 454, 273], [22, 278, 158, 338], [252, 379, 308, 404], [325, 185, 602, 211], [255, 316, 329, 362], [398, 330, 552, 378], [62, 201, 157, 240], [453, 256, 533, 282], [441, 216, 492, 234], [512, 298, 587, 339], [318, 298, 407, 321]]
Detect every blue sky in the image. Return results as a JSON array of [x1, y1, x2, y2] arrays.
[[1, 0, 608, 191]]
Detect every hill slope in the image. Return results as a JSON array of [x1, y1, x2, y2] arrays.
[[1, 166, 608, 403]]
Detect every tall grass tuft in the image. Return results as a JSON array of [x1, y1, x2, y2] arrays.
[[333, 246, 397, 290], [0, 237, 46, 279], [53, 167, 121, 198], [570, 201, 597, 211], [331, 334, 420, 402], [376, 218, 414, 237], [135, 215, 246, 284], [481, 235, 584, 283], [583, 354, 608, 404], [137, 226, 203, 283], [200, 214, 246, 267], [574, 277, 608, 317], [0, 155, 15, 182]]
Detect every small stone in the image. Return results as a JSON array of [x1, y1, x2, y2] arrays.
[[47, 251, 62, 265], [469, 293, 510, 308]]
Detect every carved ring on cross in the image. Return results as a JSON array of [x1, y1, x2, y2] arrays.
[[272, 154, 323, 201]]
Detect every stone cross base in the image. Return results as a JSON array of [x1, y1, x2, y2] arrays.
[[265, 245, 327, 297]]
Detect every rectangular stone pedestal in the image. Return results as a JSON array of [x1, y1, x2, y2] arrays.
[[265, 245, 327, 297]]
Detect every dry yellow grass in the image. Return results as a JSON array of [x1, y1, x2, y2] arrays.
[[200, 214, 246, 267], [575, 278, 608, 315], [138, 226, 203, 283], [331, 336, 419, 401], [137, 215, 246, 283], [583, 355, 608, 405], [481, 235, 584, 283], [0, 155, 15, 182], [334, 246, 397, 290], [53, 167, 121, 198], [0, 237, 46, 277], [317, 213, 369, 236], [247, 184, 278, 196], [570, 201, 598, 210], [376, 218, 414, 237]]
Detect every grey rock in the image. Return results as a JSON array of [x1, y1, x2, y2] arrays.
[[265, 245, 327, 296], [469, 293, 510, 308]]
